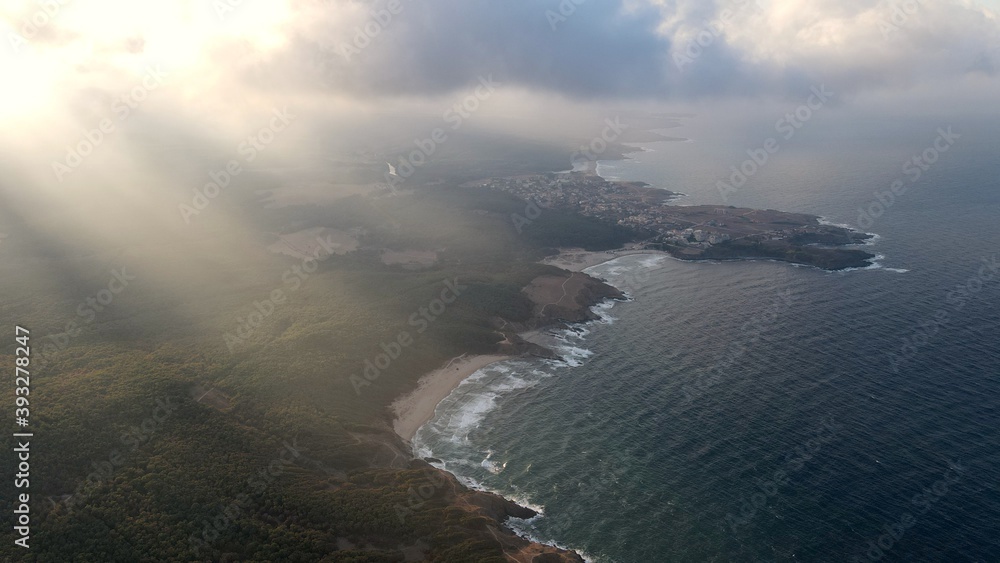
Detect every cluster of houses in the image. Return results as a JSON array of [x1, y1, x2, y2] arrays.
[[484, 174, 739, 248], [658, 228, 731, 247]]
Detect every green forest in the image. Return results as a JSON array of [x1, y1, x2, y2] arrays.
[[0, 171, 636, 561]]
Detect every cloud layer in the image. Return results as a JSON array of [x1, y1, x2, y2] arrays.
[[279, 0, 1000, 100], [4, 0, 1000, 115], [1, 0, 998, 300]]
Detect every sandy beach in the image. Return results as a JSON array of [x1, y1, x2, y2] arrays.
[[541, 246, 670, 272], [392, 247, 669, 442], [392, 354, 511, 441]]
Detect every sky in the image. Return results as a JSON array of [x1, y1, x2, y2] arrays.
[[3, 0, 998, 105], [1, 0, 999, 248]]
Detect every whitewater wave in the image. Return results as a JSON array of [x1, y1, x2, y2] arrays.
[[411, 255, 665, 560], [836, 254, 909, 274], [595, 161, 619, 180], [817, 216, 856, 230], [414, 363, 545, 447], [505, 517, 599, 563], [817, 216, 883, 246], [410, 299, 622, 556]]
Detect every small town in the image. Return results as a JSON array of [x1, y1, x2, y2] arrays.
[[478, 171, 870, 255]]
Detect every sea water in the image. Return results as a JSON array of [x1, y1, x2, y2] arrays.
[[414, 115, 1000, 562]]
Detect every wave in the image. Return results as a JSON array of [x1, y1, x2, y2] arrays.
[[505, 517, 599, 563], [595, 161, 619, 180], [862, 232, 883, 246], [817, 216, 857, 231], [413, 363, 544, 448], [411, 255, 667, 560], [412, 301, 634, 559], [836, 254, 908, 274], [817, 216, 883, 247], [565, 160, 591, 173]]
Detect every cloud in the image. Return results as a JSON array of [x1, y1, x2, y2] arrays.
[[270, 0, 1000, 101], [280, 0, 672, 98], [3, 0, 999, 115], [1, 0, 998, 194], [0, 0, 996, 308]]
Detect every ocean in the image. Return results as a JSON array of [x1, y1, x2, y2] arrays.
[[413, 114, 1000, 562]]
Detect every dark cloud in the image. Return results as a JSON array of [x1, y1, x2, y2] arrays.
[[293, 0, 679, 98], [271, 0, 1000, 103]]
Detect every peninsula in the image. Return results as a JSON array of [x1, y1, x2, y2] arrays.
[[479, 171, 876, 270]]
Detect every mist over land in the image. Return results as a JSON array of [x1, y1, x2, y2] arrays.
[[1, 0, 999, 561]]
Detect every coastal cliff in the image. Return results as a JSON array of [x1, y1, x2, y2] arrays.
[[453, 270, 621, 560], [411, 461, 586, 563], [493, 269, 625, 359], [391, 269, 621, 562]]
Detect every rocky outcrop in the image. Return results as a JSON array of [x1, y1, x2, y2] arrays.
[[466, 487, 538, 521], [409, 460, 586, 562], [521, 271, 625, 327], [383, 271, 621, 563], [497, 332, 561, 359]]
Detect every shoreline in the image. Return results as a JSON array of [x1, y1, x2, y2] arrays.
[[389, 147, 883, 559], [390, 347, 592, 563], [541, 246, 670, 272], [392, 249, 658, 442], [391, 251, 639, 444], [388, 252, 636, 563], [391, 354, 512, 442], [542, 245, 888, 275]]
